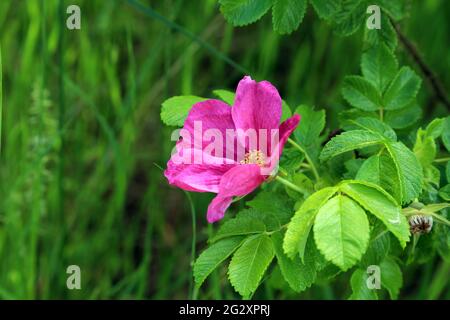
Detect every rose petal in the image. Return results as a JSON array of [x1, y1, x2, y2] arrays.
[[267, 114, 301, 171], [165, 149, 237, 193], [183, 99, 239, 160], [206, 164, 264, 222], [232, 76, 282, 152]]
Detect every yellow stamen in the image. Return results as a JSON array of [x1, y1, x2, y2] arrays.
[[240, 150, 266, 167]]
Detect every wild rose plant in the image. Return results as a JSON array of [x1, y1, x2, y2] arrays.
[[160, 3, 450, 300]]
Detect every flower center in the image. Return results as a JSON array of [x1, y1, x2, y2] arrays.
[[240, 150, 266, 167]]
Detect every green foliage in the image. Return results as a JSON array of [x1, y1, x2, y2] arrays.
[[322, 119, 423, 204], [360, 228, 390, 267], [272, 0, 307, 34], [314, 194, 370, 271], [168, 17, 448, 297], [361, 44, 398, 93], [213, 89, 235, 105], [283, 187, 337, 260], [160, 95, 206, 126], [380, 257, 402, 299], [272, 231, 316, 292], [383, 67, 422, 110], [210, 214, 266, 243], [349, 269, 378, 300], [228, 234, 275, 298], [442, 117, 450, 152], [219, 0, 273, 26], [320, 130, 383, 160], [0, 0, 448, 302], [340, 181, 410, 246], [342, 76, 382, 111], [194, 237, 244, 287], [364, 12, 398, 51], [293, 104, 326, 166]]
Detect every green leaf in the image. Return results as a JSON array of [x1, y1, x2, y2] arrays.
[[194, 237, 244, 288], [380, 257, 402, 299], [228, 234, 275, 297], [439, 184, 450, 201], [425, 118, 445, 139], [309, 0, 340, 20], [213, 89, 235, 105], [383, 67, 422, 110], [379, 0, 405, 20], [364, 13, 397, 51], [272, 0, 307, 34], [360, 229, 391, 268], [349, 269, 378, 300], [342, 76, 382, 111], [343, 117, 396, 141], [320, 130, 383, 161], [356, 153, 402, 203], [160, 95, 206, 126], [340, 181, 410, 247], [338, 108, 377, 126], [280, 147, 304, 174], [447, 161, 450, 182], [414, 129, 437, 167], [314, 195, 370, 271], [281, 100, 292, 122], [344, 158, 365, 179], [0, 47, 2, 156], [385, 141, 423, 204], [385, 103, 421, 129], [293, 104, 325, 165], [422, 203, 450, 213], [442, 116, 450, 152], [211, 214, 266, 243], [294, 105, 326, 146], [361, 44, 398, 92], [283, 187, 338, 260], [284, 172, 314, 199], [332, 1, 366, 36], [272, 231, 316, 292], [247, 191, 294, 229], [219, 0, 273, 26]]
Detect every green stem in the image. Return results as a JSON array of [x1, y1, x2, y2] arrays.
[[379, 107, 384, 122], [287, 138, 320, 181], [0, 46, 2, 156], [184, 192, 197, 300], [427, 212, 450, 227], [404, 210, 450, 227], [275, 176, 309, 196], [434, 157, 450, 163]]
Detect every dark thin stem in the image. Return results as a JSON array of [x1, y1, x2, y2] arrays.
[[391, 19, 450, 111], [125, 0, 249, 75]]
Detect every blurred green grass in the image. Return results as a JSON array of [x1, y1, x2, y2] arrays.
[[0, 0, 448, 299]]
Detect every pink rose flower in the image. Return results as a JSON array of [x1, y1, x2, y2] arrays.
[[165, 76, 300, 223]]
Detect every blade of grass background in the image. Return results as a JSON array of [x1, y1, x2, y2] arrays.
[[0, 45, 2, 155], [125, 0, 250, 75]]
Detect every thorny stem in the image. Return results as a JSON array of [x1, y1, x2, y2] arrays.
[[287, 138, 320, 181]]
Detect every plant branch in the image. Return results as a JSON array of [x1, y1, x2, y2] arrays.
[[275, 176, 309, 196], [287, 138, 320, 181], [391, 19, 450, 111]]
